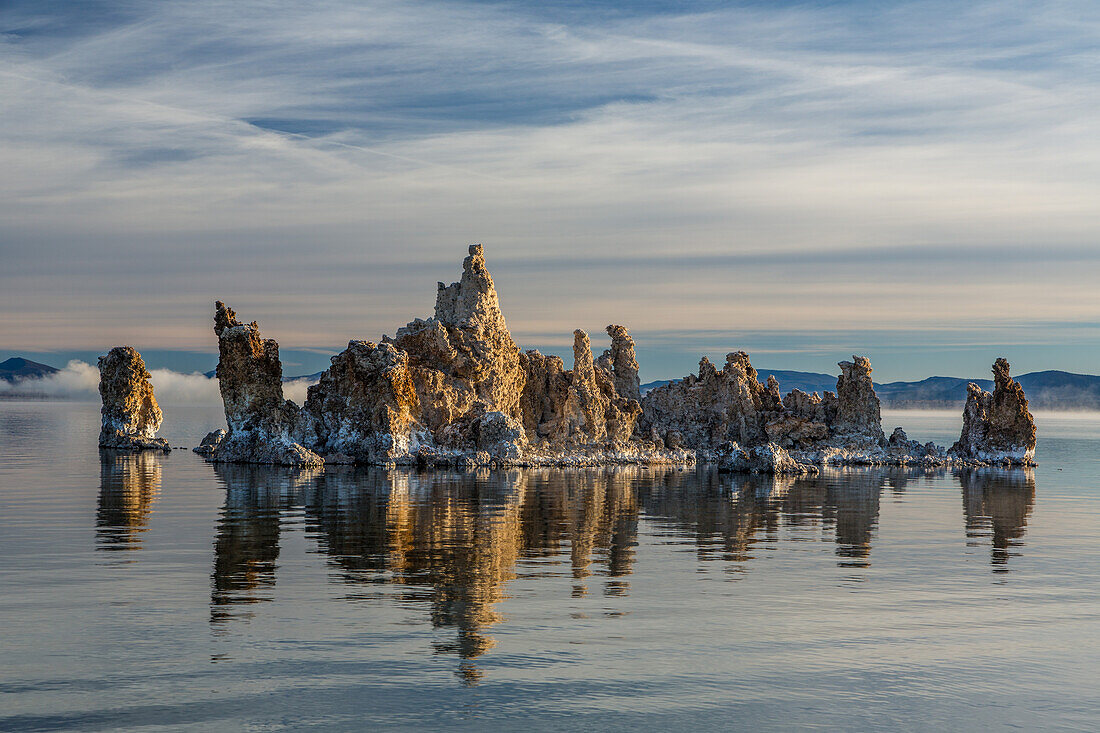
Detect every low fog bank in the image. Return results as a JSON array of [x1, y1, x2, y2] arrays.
[[0, 360, 317, 405]]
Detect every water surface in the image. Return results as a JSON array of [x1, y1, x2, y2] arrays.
[[2, 403, 1099, 731]]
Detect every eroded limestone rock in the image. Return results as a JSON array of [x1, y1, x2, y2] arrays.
[[193, 429, 226, 457], [98, 346, 170, 451], [389, 244, 525, 437], [598, 324, 641, 402], [199, 246, 966, 471], [295, 340, 425, 463], [640, 350, 947, 470], [717, 441, 818, 475], [641, 351, 785, 450], [209, 302, 321, 466], [519, 329, 642, 447], [833, 356, 885, 445], [951, 359, 1036, 465]]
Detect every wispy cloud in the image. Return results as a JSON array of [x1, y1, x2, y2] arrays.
[[2, 0, 1099, 379]]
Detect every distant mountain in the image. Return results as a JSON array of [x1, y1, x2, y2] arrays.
[[874, 376, 991, 408], [641, 369, 835, 398], [0, 357, 59, 383], [643, 368, 1100, 410], [285, 371, 324, 382]]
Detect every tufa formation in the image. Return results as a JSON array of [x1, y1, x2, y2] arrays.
[[198, 245, 1035, 472], [98, 346, 170, 451], [206, 301, 322, 466], [950, 359, 1037, 465]]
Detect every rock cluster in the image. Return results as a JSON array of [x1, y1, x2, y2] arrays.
[[951, 359, 1037, 465], [205, 246, 677, 467], [197, 245, 1035, 474], [98, 346, 170, 451], [643, 351, 947, 468], [519, 328, 643, 448]]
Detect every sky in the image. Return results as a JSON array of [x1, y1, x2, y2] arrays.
[[2, 0, 1100, 382]]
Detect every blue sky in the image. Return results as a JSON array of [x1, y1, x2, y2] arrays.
[[2, 0, 1099, 381]]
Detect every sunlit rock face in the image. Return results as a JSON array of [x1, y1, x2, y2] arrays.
[[641, 351, 950, 470], [199, 247, 972, 471], [951, 359, 1037, 465], [598, 324, 641, 402], [209, 301, 321, 466], [389, 244, 525, 437], [295, 340, 426, 464], [519, 329, 643, 450], [640, 351, 782, 450], [201, 246, 676, 467], [98, 346, 170, 451]]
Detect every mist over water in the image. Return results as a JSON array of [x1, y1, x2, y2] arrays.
[[0, 360, 316, 404], [2, 401, 1100, 731]]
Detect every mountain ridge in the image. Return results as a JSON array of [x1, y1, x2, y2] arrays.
[[6, 355, 1100, 409]]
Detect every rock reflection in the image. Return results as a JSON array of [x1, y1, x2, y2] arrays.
[[206, 463, 1034, 678], [303, 467, 641, 681], [210, 464, 318, 623], [958, 468, 1036, 571], [640, 467, 904, 568], [96, 450, 162, 551], [823, 470, 885, 568]]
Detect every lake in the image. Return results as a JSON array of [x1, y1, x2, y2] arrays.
[[2, 402, 1099, 731]]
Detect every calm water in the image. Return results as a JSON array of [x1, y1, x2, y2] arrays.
[[2, 403, 1100, 731]]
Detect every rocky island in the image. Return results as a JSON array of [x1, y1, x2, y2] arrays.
[[98, 346, 170, 452], [192, 245, 1037, 471]]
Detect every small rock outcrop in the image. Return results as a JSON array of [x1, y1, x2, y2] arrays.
[[193, 429, 226, 457], [98, 346, 170, 451], [638, 351, 944, 470], [208, 301, 322, 466], [640, 351, 781, 450], [519, 329, 642, 448], [832, 356, 886, 446], [951, 359, 1037, 465], [295, 340, 425, 463], [717, 442, 818, 475]]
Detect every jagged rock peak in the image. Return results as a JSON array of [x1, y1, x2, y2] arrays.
[[573, 329, 596, 383], [214, 300, 257, 337], [98, 346, 170, 451], [213, 301, 287, 429], [951, 358, 1036, 465], [725, 350, 757, 379], [393, 245, 524, 424], [209, 301, 321, 466], [434, 244, 508, 333], [833, 355, 885, 444], [602, 325, 641, 402], [641, 348, 775, 448]]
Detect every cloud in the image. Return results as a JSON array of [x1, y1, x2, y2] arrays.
[[2, 0, 1100, 379], [0, 360, 317, 405]]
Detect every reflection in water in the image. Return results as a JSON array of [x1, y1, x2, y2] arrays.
[[826, 471, 884, 567], [210, 464, 318, 624], [641, 468, 905, 569], [958, 468, 1036, 571], [206, 464, 1039, 678], [96, 450, 162, 551], [302, 468, 640, 682]]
